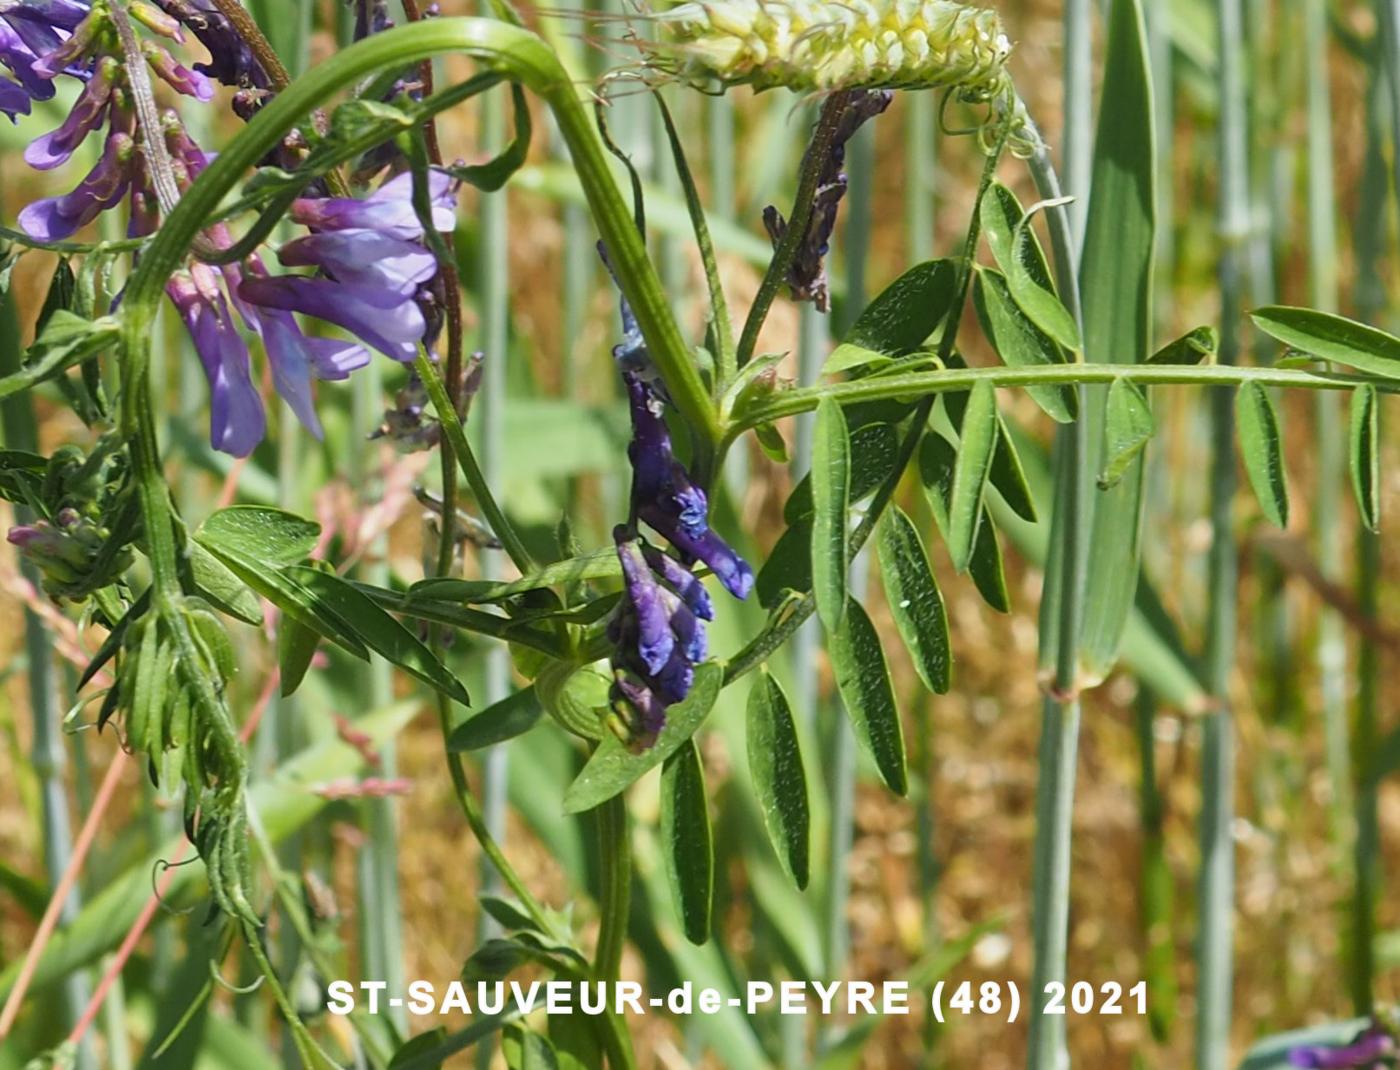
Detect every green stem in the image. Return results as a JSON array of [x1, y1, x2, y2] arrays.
[[730, 362, 1388, 434], [593, 795, 631, 984], [417, 352, 535, 575], [1024, 140, 1089, 1070], [118, 18, 717, 449], [1196, 0, 1248, 1063]]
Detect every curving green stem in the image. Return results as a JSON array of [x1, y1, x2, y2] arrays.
[[119, 18, 718, 453]]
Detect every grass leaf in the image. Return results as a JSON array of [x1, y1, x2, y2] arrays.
[[1077, 0, 1157, 680]]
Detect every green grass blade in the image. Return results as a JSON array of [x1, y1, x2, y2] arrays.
[[1077, 0, 1157, 682]]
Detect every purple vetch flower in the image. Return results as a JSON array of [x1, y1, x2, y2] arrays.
[[762, 88, 892, 312], [168, 265, 265, 457], [23, 52, 115, 167], [623, 370, 754, 599], [289, 169, 456, 239], [0, 0, 90, 61], [277, 228, 440, 293], [1289, 1024, 1397, 1068], [238, 275, 426, 363], [19, 125, 135, 241], [0, 74, 29, 117], [615, 534, 676, 675], [607, 530, 713, 749]]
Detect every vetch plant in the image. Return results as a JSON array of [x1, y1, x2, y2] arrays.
[[0, 0, 1396, 1066]]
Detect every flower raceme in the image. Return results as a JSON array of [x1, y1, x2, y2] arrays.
[[3, 0, 461, 456]]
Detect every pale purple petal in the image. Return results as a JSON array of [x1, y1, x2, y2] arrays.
[[239, 275, 425, 362], [0, 76, 29, 117], [290, 168, 455, 238], [277, 229, 438, 292], [19, 130, 133, 240], [169, 269, 265, 457]]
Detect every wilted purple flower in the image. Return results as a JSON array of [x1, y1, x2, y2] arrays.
[[623, 370, 753, 599], [155, 0, 269, 87], [168, 264, 264, 457], [19, 125, 135, 241], [608, 530, 714, 749], [0, 2, 90, 116], [1289, 1023, 1396, 1068], [762, 88, 892, 312]]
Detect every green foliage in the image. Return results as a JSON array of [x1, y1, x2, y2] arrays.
[[1235, 382, 1290, 527], [829, 598, 907, 796], [811, 397, 851, 632], [745, 671, 811, 889], [660, 739, 714, 944]]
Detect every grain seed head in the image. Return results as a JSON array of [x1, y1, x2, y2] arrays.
[[646, 0, 1033, 151]]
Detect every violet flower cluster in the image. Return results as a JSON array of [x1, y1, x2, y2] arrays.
[[3, 0, 457, 457], [1290, 1022, 1397, 1069], [761, 88, 891, 312], [604, 271, 753, 749]]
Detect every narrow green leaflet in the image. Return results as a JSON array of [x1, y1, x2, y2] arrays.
[[285, 566, 471, 706], [563, 664, 722, 813], [939, 360, 1039, 522], [195, 538, 370, 660], [1350, 384, 1381, 531], [186, 539, 263, 626], [450, 686, 544, 750], [448, 84, 532, 192], [972, 266, 1076, 423], [410, 548, 620, 603], [661, 738, 714, 945], [0, 311, 119, 402], [1251, 305, 1400, 379], [1099, 378, 1155, 490], [918, 431, 1011, 613], [947, 381, 997, 572], [1076, 0, 1156, 681], [838, 258, 958, 358], [877, 508, 952, 694], [502, 1026, 561, 1070], [1148, 326, 1217, 365], [755, 519, 812, 609], [197, 506, 320, 566], [746, 672, 811, 889], [1008, 220, 1081, 351], [811, 398, 851, 631], [1235, 382, 1289, 527], [783, 421, 898, 522], [277, 614, 320, 697], [829, 599, 907, 796]]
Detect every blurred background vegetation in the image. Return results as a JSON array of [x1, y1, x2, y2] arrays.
[[1, 0, 1398, 1066]]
